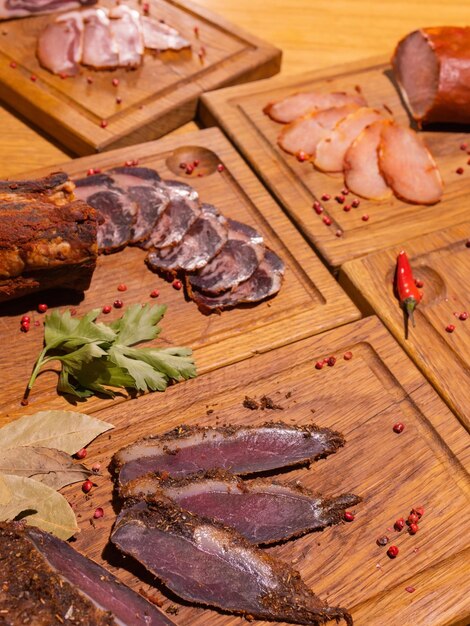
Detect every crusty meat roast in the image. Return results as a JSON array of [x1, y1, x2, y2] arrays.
[[0, 173, 98, 303]]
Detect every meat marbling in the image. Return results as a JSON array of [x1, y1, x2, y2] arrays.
[[121, 469, 361, 545], [111, 499, 353, 625], [114, 422, 346, 486]]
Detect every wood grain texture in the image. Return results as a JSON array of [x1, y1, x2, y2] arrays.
[[340, 223, 470, 432], [16, 315, 469, 626], [199, 56, 470, 269], [0, 127, 358, 419], [0, 0, 280, 155]]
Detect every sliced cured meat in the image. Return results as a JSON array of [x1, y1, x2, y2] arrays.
[[278, 104, 361, 158], [109, 5, 144, 68], [114, 422, 346, 485], [81, 8, 119, 69], [263, 91, 367, 124], [111, 500, 352, 626], [343, 120, 392, 200], [378, 121, 443, 204], [121, 469, 362, 545], [392, 27, 470, 126], [74, 173, 136, 253], [142, 16, 191, 51], [189, 248, 284, 312], [0, 522, 175, 625], [189, 219, 264, 294], [0, 171, 74, 204], [37, 12, 83, 76], [314, 107, 384, 172], [108, 167, 170, 244], [141, 181, 200, 250], [0, 0, 96, 20], [146, 203, 227, 274]]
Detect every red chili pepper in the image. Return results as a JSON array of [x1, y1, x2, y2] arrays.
[[396, 250, 422, 327]]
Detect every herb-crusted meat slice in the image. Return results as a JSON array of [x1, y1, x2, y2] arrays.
[[146, 203, 227, 274], [114, 422, 346, 485], [189, 248, 284, 311], [121, 469, 361, 545], [111, 500, 352, 625], [0, 522, 175, 626]]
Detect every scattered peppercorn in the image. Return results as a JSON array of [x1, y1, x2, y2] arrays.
[[408, 512, 419, 524], [75, 448, 87, 459], [335, 230, 343, 237], [86, 76, 93, 84], [113, 299, 123, 309], [82, 480, 93, 493], [376, 535, 389, 546], [327, 356, 336, 366], [335, 195, 345, 204], [405, 586, 416, 593], [361, 214, 369, 221], [343, 511, 355, 522], [456, 167, 464, 175], [217, 163, 225, 172], [102, 305, 112, 314], [30, 74, 37, 82], [351, 198, 360, 208], [321, 193, 331, 201], [459, 312, 468, 320], [93, 507, 104, 519], [37, 303, 48, 313], [387, 545, 399, 558], [322, 216, 332, 226], [343, 351, 353, 360], [314, 361, 323, 370], [185, 164, 194, 174], [9, 61, 17, 68], [194, 25, 199, 37], [394, 518, 405, 531], [112, 78, 119, 87], [34, 320, 40, 327], [117, 283, 127, 292], [343, 204, 351, 212], [172, 279, 182, 290], [150, 289, 160, 298], [116, 97, 122, 104], [393, 422, 405, 434], [446, 324, 455, 333], [313, 201, 323, 214], [21, 315, 30, 324], [466, 240, 470, 248], [414, 279, 424, 288], [297, 151, 308, 162], [341, 188, 349, 195], [460, 143, 468, 150], [412, 506, 424, 518], [92, 462, 101, 473], [408, 523, 419, 535], [20, 323, 30, 333]]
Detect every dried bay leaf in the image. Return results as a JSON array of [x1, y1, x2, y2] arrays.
[[0, 410, 114, 454], [0, 447, 91, 489], [0, 474, 79, 540], [0, 473, 12, 505]]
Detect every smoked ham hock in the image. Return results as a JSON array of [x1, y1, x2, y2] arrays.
[[392, 26, 470, 125], [0, 173, 98, 303]]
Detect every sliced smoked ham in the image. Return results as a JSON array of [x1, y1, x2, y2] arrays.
[[378, 121, 443, 204], [278, 104, 360, 158], [343, 120, 392, 200], [81, 8, 119, 69], [36, 12, 83, 76], [264, 91, 367, 124], [0, 0, 96, 20], [142, 16, 191, 51], [392, 27, 470, 126], [109, 5, 144, 68], [314, 107, 384, 172]]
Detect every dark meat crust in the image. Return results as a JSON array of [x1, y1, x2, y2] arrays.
[[0, 522, 116, 626], [0, 177, 98, 302], [392, 26, 470, 125], [112, 499, 353, 626]]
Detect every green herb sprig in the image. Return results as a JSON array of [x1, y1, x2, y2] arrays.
[[25, 304, 196, 400]]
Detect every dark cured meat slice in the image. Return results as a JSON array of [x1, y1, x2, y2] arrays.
[[108, 167, 170, 244], [121, 469, 362, 545], [189, 219, 264, 294], [114, 422, 346, 486], [0, 522, 175, 626], [189, 248, 284, 312], [111, 500, 352, 626], [146, 203, 227, 274], [392, 27, 470, 126], [140, 181, 200, 250], [0, 172, 75, 206], [74, 173, 137, 253]]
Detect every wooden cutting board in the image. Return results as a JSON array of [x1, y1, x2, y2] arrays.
[[340, 223, 470, 432], [0, 0, 280, 155], [38, 316, 470, 626], [199, 56, 470, 269], [0, 127, 359, 420]]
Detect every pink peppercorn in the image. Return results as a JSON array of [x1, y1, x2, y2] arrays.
[[113, 299, 123, 309], [102, 305, 112, 314], [37, 303, 48, 313], [362, 214, 369, 222], [446, 324, 455, 333], [322, 216, 332, 226], [150, 289, 160, 298], [93, 507, 104, 519], [314, 361, 323, 370], [217, 163, 225, 172]]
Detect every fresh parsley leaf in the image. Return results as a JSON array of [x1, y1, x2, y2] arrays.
[[44, 308, 116, 350], [111, 303, 167, 346]]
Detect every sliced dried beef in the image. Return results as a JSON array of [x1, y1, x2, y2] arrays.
[[146, 203, 227, 274]]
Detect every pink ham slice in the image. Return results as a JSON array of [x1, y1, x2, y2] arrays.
[[378, 121, 443, 204], [142, 16, 190, 51], [263, 91, 367, 124], [314, 107, 384, 172], [343, 120, 392, 200], [36, 12, 83, 76], [81, 8, 119, 69], [278, 104, 361, 158], [109, 5, 143, 67], [0, 0, 96, 20]]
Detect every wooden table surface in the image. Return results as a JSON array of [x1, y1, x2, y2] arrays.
[[0, 0, 467, 177]]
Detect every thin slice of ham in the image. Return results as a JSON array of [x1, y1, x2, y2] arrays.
[[142, 16, 191, 51], [378, 120, 443, 204], [81, 8, 119, 69], [109, 5, 144, 68], [314, 107, 384, 172], [37, 12, 83, 76], [343, 120, 392, 200], [0, 0, 96, 20], [278, 104, 361, 158], [264, 91, 367, 124]]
